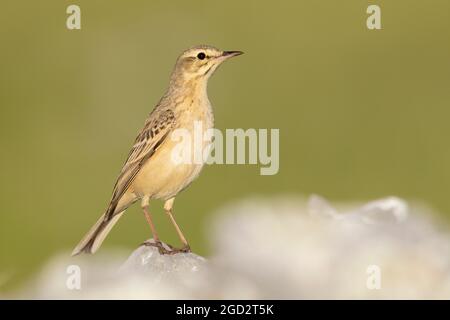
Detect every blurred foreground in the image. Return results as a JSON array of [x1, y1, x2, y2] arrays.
[[7, 195, 450, 299]]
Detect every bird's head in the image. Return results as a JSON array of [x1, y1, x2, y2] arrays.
[[170, 45, 243, 86]]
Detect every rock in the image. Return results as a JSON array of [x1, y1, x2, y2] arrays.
[[14, 195, 450, 299], [307, 194, 409, 223], [211, 196, 450, 299], [119, 239, 207, 281]]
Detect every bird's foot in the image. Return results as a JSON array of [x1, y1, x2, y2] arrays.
[[165, 244, 191, 255], [179, 244, 191, 253], [157, 245, 173, 255], [142, 239, 171, 254], [157, 244, 191, 255], [142, 239, 190, 255]]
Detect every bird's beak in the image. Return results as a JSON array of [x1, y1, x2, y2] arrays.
[[221, 51, 244, 58]]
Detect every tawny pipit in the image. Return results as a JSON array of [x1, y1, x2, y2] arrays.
[[72, 45, 243, 255]]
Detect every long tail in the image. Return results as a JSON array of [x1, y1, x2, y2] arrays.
[[71, 211, 125, 256]]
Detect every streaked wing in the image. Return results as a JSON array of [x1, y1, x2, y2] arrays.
[[106, 109, 175, 217]]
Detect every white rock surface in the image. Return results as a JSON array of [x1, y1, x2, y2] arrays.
[[120, 240, 207, 277], [22, 243, 208, 299], [212, 196, 450, 299], [13, 195, 450, 299], [307, 194, 409, 223]]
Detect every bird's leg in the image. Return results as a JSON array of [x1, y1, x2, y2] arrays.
[[141, 197, 170, 254], [141, 196, 159, 241], [164, 198, 191, 253]]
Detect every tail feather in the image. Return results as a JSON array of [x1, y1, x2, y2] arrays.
[[72, 211, 125, 256]]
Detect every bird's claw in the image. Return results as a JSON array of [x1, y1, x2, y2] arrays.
[[142, 240, 191, 255], [161, 244, 191, 255], [178, 245, 191, 253], [168, 245, 190, 253]]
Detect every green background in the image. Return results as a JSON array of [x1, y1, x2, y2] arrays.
[[1, 0, 450, 292]]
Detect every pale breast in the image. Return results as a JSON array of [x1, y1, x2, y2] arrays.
[[131, 99, 214, 200]]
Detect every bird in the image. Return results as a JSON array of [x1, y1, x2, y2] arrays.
[[72, 45, 243, 256]]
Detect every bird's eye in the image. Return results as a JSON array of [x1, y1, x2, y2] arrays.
[[197, 52, 206, 60]]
